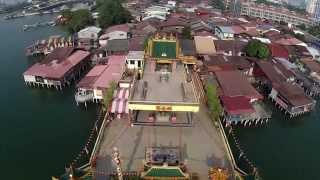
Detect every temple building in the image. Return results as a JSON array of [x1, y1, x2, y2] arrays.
[[141, 147, 190, 180], [128, 32, 199, 126], [141, 166, 189, 180], [145, 32, 197, 73]]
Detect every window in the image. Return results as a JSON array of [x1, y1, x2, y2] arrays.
[[138, 60, 141, 68], [130, 60, 135, 65]]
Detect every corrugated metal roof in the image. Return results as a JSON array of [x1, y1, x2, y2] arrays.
[[194, 36, 216, 55], [215, 70, 262, 100], [24, 49, 90, 79]]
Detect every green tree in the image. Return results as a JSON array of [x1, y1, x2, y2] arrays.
[[60, 9, 94, 34], [97, 0, 132, 29], [245, 40, 270, 59], [206, 83, 222, 121], [102, 81, 117, 112], [296, 24, 306, 31], [181, 26, 192, 39], [209, 0, 225, 11], [308, 25, 320, 38]]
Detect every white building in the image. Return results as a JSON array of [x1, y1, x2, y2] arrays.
[[143, 5, 171, 21], [126, 51, 144, 72], [78, 26, 102, 40], [215, 26, 235, 40], [77, 26, 102, 49], [241, 2, 313, 26], [167, 1, 176, 7], [99, 24, 130, 46], [307, 0, 320, 20]]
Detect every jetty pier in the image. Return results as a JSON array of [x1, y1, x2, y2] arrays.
[[23, 21, 56, 31], [26, 35, 75, 56]]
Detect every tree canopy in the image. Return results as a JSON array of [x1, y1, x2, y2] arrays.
[[296, 24, 306, 31], [307, 25, 320, 38], [245, 40, 270, 59], [206, 83, 222, 121], [97, 0, 132, 29], [181, 26, 192, 39], [60, 9, 94, 34], [209, 0, 225, 11]]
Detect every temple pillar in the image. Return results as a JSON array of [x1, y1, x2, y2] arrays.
[[150, 60, 156, 72], [128, 110, 133, 125], [172, 61, 177, 72]]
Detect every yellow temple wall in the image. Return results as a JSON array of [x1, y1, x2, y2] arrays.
[[128, 103, 199, 112]]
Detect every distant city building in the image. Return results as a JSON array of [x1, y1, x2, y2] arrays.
[[241, 2, 313, 26], [215, 26, 235, 40], [266, 0, 282, 4], [224, 0, 242, 16], [306, 0, 320, 20]]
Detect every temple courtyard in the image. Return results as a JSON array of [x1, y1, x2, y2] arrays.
[[95, 105, 231, 179]]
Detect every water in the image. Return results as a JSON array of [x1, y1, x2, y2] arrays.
[[235, 102, 320, 179], [1, 14, 320, 180], [0, 15, 96, 179]]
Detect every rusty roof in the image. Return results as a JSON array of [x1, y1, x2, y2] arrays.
[[213, 40, 247, 53], [274, 82, 313, 107], [215, 70, 262, 100]]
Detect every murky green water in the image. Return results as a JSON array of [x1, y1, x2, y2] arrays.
[[1, 13, 319, 180], [0, 14, 96, 179], [235, 101, 320, 179]]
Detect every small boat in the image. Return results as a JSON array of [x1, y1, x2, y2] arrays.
[[23, 25, 29, 31]]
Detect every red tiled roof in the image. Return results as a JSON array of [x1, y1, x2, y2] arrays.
[[93, 55, 126, 89], [215, 70, 262, 100], [273, 60, 295, 79], [221, 96, 255, 115], [263, 30, 280, 39], [268, 43, 289, 59], [135, 19, 159, 29], [77, 65, 107, 88], [274, 82, 313, 107], [159, 17, 187, 27], [254, 61, 286, 84], [204, 55, 251, 72], [231, 26, 245, 34], [274, 37, 304, 46], [129, 36, 145, 51], [213, 40, 247, 53], [24, 48, 90, 79], [194, 30, 216, 37], [104, 24, 130, 34], [243, 29, 259, 37]]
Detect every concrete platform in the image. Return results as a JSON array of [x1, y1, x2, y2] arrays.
[[95, 105, 231, 179], [131, 62, 197, 103]]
